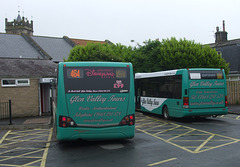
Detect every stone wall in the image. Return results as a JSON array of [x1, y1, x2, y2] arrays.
[[0, 78, 39, 117]]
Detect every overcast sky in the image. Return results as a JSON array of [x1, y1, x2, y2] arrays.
[[0, 0, 239, 46]]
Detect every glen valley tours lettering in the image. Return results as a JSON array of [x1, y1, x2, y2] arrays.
[[190, 81, 224, 88], [70, 95, 126, 104], [141, 98, 159, 106], [140, 97, 167, 112]]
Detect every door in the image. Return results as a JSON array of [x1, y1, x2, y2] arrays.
[[135, 79, 141, 110], [40, 83, 50, 113]]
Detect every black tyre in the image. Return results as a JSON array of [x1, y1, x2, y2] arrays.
[[163, 106, 170, 120]]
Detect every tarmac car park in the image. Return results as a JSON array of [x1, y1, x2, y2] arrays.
[[0, 110, 240, 167]]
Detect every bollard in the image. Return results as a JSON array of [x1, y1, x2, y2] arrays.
[[9, 99, 12, 125]]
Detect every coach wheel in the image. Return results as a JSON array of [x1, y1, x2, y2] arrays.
[[163, 106, 170, 120], [212, 115, 217, 118]]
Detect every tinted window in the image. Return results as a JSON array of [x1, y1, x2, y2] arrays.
[[64, 67, 130, 93], [140, 75, 182, 99]]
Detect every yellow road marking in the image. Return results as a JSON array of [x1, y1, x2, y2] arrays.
[[154, 125, 182, 136], [194, 134, 215, 153], [0, 130, 11, 144], [8, 129, 49, 140], [0, 147, 37, 156], [173, 139, 233, 142], [40, 128, 53, 167], [135, 120, 160, 128], [199, 140, 239, 153], [137, 128, 195, 153], [148, 158, 177, 166], [220, 115, 240, 120], [0, 129, 52, 167], [9, 128, 48, 134], [0, 129, 51, 147], [144, 123, 169, 131], [0, 164, 36, 167], [167, 129, 195, 141], [184, 127, 240, 142], [136, 116, 240, 154], [0, 149, 44, 162], [136, 118, 148, 122], [140, 116, 240, 142], [0, 135, 47, 148], [0, 155, 42, 158], [6, 134, 49, 141], [22, 158, 42, 166]]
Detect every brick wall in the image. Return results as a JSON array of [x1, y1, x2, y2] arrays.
[[0, 78, 39, 117]]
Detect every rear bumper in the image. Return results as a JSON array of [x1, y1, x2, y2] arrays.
[[177, 107, 228, 117], [56, 125, 135, 141]]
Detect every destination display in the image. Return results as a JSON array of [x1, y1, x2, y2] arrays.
[[189, 70, 224, 80], [64, 67, 130, 93]]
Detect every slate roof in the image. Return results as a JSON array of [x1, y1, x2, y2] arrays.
[[70, 38, 106, 46], [0, 33, 110, 62], [0, 58, 57, 78], [206, 38, 240, 48], [31, 36, 73, 62], [0, 33, 43, 59]]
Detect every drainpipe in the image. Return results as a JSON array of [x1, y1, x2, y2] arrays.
[[38, 82, 42, 116]]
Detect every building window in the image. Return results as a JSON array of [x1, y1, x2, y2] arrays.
[[217, 51, 222, 58], [1, 79, 30, 87]]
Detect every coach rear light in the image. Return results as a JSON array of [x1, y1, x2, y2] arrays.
[[183, 97, 189, 108], [120, 114, 135, 126], [121, 119, 127, 125], [225, 96, 228, 107], [67, 118, 71, 123], [62, 116, 66, 122], [59, 115, 77, 128]]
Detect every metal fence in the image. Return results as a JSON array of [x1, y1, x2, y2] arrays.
[[0, 100, 12, 124]]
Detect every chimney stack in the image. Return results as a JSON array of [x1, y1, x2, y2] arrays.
[[223, 20, 225, 32], [215, 20, 228, 44]]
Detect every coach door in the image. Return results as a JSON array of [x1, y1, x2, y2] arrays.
[[135, 79, 141, 110]]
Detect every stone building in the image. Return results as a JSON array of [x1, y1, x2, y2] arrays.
[[0, 12, 111, 117], [0, 58, 57, 117], [5, 11, 33, 36], [207, 21, 240, 81]]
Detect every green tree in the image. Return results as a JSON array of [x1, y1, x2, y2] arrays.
[[65, 42, 144, 73], [135, 38, 229, 74], [66, 42, 132, 62], [65, 38, 229, 75]]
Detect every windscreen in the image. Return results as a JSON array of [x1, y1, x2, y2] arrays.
[[63, 66, 130, 93], [189, 70, 224, 80]]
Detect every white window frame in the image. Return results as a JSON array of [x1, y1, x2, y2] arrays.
[[1, 79, 30, 87]]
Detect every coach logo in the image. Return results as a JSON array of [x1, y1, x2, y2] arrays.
[[114, 80, 124, 88]]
